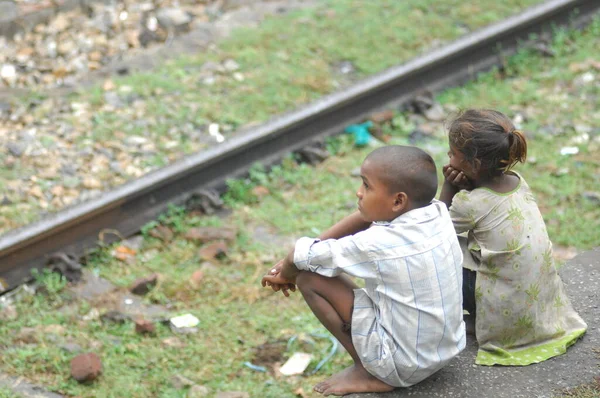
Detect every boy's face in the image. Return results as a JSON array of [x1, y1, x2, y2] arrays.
[[356, 159, 403, 222]]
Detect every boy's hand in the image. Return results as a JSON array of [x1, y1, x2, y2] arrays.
[[261, 259, 296, 297], [443, 165, 473, 190]]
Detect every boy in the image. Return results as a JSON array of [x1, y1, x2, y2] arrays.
[[262, 145, 466, 396]]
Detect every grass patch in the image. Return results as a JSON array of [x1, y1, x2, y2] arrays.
[[1, 12, 599, 398]]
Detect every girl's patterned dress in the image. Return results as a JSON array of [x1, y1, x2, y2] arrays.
[[449, 172, 587, 366]]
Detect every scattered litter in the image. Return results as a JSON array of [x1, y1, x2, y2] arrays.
[[243, 362, 267, 372], [306, 333, 339, 375], [124, 298, 133, 305], [170, 313, 200, 334], [279, 352, 313, 376], [209, 123, 225, 143], [112, 245, 137, 262], [345, 122, 373, 147], [559, 146, 579, 156], [571, 133, 590, 145]]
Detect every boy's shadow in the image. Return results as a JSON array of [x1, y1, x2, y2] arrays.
[[348, 249, 600, 398]]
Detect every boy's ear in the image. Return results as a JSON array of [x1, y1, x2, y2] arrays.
[[392, 192, 409, 212]]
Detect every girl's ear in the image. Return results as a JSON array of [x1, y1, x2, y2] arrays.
[[472, 158, 482, 174], [392, 192, 409, 212]]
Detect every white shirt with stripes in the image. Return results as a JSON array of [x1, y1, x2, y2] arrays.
[[294, 199, 466, 387]]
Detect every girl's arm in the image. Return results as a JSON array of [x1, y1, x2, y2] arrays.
[[439, 179, 460, 209], [439, 165, 471, 208]]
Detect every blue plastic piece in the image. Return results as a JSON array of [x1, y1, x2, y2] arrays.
[[345, 121, 374, 147], [243, 362, 267, 372]]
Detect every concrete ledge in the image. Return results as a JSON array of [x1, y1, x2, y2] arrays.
[[351, 248, 600, 398]]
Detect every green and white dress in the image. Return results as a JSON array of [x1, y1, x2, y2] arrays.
[[449, 172, 587, 366]]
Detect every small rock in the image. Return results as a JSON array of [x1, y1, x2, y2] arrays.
[[190, 269, 204, 287], [423, 103, 446, 121], [251, 186, 270, 198], [104, 92, 124, 108], [0, 304, 18, 321], [223, 59, 240, 72], [82, 308, 100, 321], [60, 342, 83, 354], [198, 241, 228, 261], [215, 392, 250, 398], [82, 177, 103, 190], [149, 225, 174, 242], [184, 227, 236, 243], [6, 142, 25, 157], [582, 191, 600, 205], [369, 110, 395, 124], [71, 353, 102, 383], [123, 235, 145, 251], [162, 337, 186, 348], [156, 7, 193, 30], [100, 310, 131, 324], [337, 60, 354, 75], [171, 374, 195, 389], [134, 318, 156, 334], [130, 273, 159, 295], [15, 327, 37, 344], [188, 385, 210, 397], [43, 324, 66, 335]]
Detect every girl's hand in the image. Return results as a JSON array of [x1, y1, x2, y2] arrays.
[[443, 165, 473, 190]]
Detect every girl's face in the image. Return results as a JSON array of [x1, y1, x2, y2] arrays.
[[447, 144, 478, 179], [356, 159, 402, 222]]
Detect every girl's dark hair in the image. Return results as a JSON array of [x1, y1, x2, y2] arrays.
[[448, 109, 527, 176]]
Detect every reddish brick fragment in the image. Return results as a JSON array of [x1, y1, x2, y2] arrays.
[[71, 353, 102, 383], [198, 241, 228, 261], [134, 318, 155, 334], [190, 269, 204, 287], [184, 227, 236, 243]]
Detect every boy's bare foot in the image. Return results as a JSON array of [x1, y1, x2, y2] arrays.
[[313, 364, 394, 396]]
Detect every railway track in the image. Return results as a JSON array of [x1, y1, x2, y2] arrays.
[[1, 0, 599, 293]]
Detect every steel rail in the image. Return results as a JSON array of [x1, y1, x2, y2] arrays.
[[1, 0, 599, 292]]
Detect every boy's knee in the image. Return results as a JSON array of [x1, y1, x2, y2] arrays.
[[296, 271, 317, 292]]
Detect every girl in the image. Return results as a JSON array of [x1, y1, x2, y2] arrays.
[[439, 108, 586, 366], [266, 108, 587, 367]]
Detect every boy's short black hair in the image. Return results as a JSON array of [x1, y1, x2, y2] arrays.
[[365, 145, 438, 207]]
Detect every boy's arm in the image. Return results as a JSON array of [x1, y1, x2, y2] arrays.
[[267, 211, 371, 284], [318, 211, 372, 240]]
